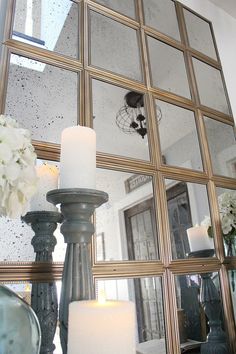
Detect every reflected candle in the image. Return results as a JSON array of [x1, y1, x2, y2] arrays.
[[30, 164, 58, 212], [60, 125, 96, 189], [187, 225, 212, 252], [68, 300, 136, 354]]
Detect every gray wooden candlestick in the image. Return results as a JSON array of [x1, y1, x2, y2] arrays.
[[47, 188, 108, 354], [189, 249, 229, 354], [23, 211, 63, 354]]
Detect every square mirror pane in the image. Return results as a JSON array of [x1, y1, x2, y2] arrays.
[[193, 58, 230, 114], [175, 272, 227, 351], [204, 117, 236, 178], [94, 0, 136, 19], [93, 79, 150, 160], [143, 0, 180, 41], [90, 11, 142, 81], [229, 270, 236, 321], [96, 276, 166, 352], [184, 9, 217, 60], [165, 179, 214, 259], [0, 159, 66, 263], [148, 37, 191, 99], [157, 100, 203, 171], [216, 187, 236, 257], [13, 0, 79, 58], [95, 169, 159, 261], [5, 54, 78, 144]]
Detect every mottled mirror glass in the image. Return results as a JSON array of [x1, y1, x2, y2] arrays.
[[95, 169, 159, 261], [95, 0, 136, 19], [96, 276, 166, 352], [175, 272, 225, 349], [216, 187, 236, 257], [229, 270, 236, 321], [13, 0, 79, 58], [5, 282, 63, 354], [90, 11, 142, 81], [0, 159, 66, 263], [5, 54, 78, 144], [143, 0, 180, 41], [193, 58, 230, 114], [156, 100, 203, 171], [184, 9, 217, 60], [165, 179, 214, 259], [92, 79, 150, 160], [148, 37, 191, 99], [204, 117, 236, 177]]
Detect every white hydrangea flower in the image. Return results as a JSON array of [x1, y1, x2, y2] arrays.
[[0, 115, 38, 218]]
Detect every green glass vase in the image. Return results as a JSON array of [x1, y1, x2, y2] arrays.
[[0, 285, 41, 354]]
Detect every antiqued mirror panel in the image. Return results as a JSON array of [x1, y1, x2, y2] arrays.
[[5, 54, 78, 144], [95, 169, 159, 261], [96, 276, 166, 353], [184, 9, 217, 60], [92, 79, 150, 160], [216, 187, 236, 257], [4, 281, 63, 354], [0, 159, 66, 263], [90, 11, 142, 81], [204, 117, 236, 178], [229, 270, 236, 322], [156, 100, 203, 171], [94, 0, 136, 19], [147, 37, 191, 99], [175, 272, 227, 352], [143, 0, 180, 41], [13, 0, 79, 59], [193, 58, 230, 114], [165, 179, 214, 259]]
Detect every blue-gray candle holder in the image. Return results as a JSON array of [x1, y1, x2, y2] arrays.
[[23, 210, 63, 354], [47, 188, 108, 354], [189, 249, 229, 354]]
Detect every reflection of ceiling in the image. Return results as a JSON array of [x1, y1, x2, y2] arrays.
[[208, 0, 236, 19]]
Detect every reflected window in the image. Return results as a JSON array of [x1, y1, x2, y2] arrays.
[[13, 0, 79, 58], [90, 11, 142, 81], [92, 79, 150, 160], [95, 0, 136, 19], [143, 0, 180, 41], [184, 9, 217, 60], [5, 54, 78, 144], [156, 100, 203, 171], [96, 277, 166, 351], [193, 58, 230, 114], [148, 37, 191, 99], [95, 169, 159, 261], [204, 117, 236, 178], [165, 179, 213, 259]]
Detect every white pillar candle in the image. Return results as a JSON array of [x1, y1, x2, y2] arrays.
[[187, 225, 212, 252], [30, 164, 58, 212], [68, 300, 136, 354], [60, 126, 96, 189]]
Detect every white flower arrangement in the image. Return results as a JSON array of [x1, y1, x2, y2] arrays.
[[202, 191, 236, 246], [0, 114, 37, 218]]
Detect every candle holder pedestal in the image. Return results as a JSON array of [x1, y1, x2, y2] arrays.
[[47, 188, 108, 354], [188, 249, 229, 354], [23, 211, 63, 354]]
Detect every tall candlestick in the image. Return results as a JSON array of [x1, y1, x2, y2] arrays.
[[68, 300, 136, 354], [30, 164, 58, 212], [60, 125, 96, 189], [187, 225, 212, 252]]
